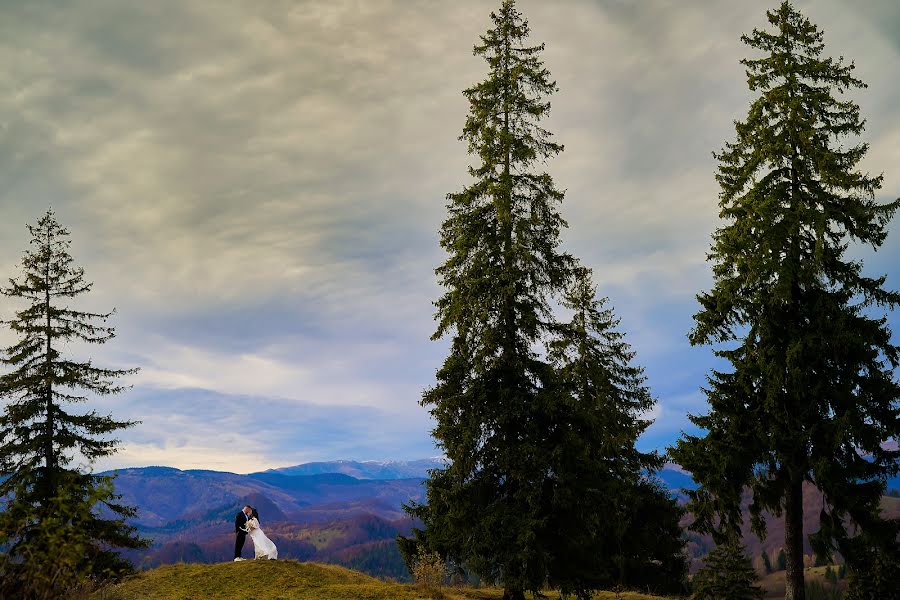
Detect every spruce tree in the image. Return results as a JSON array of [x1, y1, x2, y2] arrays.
[[544, 269, 687, 596], [0, 209, 146, 591], [843, 521, 900, 600], [403, 1, 574, 597], [401, 3, 688, 593], [690, 542, 765, 600], [670, 3, 900, 600], [762, 551, 773, 574]]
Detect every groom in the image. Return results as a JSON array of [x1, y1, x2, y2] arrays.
[[233, 505, 252, 561]]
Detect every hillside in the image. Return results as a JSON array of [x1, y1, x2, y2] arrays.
[[92, 561, 673, 600], [759, 566, 848, 599], [103, 467, 426, 527], [102, 461, 899, 579], [683, 482, 900, 569]]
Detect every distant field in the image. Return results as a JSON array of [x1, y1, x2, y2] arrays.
[[759, 566, 847, 599], [92, 561, 676, 600]]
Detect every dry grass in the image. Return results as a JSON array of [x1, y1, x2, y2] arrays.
[[758, 565, 847, 599], [91, 561, 677, 600]]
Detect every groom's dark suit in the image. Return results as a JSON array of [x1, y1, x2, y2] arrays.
[[234, 510, 250, 559]]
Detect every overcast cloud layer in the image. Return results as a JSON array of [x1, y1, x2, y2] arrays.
[[1, 0, 898, 473]]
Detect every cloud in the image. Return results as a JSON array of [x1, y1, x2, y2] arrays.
[[88, 387, 438, 473], [0, 0, 898, 471]]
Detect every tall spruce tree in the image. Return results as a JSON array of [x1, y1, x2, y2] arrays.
[[544, 269, 687, 596], [670, 3, 900, 600], [400, 2, 686, 597], [0, 209, 145, 592], [405, 2, 573, 597]]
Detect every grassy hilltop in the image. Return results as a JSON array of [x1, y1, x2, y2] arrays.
[[92, 560, 674, 600]]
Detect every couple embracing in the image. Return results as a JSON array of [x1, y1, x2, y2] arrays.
[[234, 504, 278, 560]]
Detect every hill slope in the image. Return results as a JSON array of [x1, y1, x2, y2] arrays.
[[93, 561, 673, 600]]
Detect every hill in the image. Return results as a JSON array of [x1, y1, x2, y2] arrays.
[[758, 566, 848, 599], [101, 460, 899, 579], [102, 467, 426, 527], [100, 466, 426, 576], [92, 560, 673, 600]]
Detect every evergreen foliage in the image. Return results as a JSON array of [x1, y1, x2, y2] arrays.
[[543, 270, 688, 597], [690, 542, 765, 600], [761, 551, 773, 574], [0, 209, 146, 594], [405, 4, 573, 597], [843, 521, 900, 600], [400, 2, 685, 598], [670, 2, 900, 598]]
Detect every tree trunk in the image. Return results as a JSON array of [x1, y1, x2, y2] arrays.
[[784, 476, 806, 600], [44, 229, 55, 503]]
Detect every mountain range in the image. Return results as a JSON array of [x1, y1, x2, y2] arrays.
[[264, 458, 447, 480], [103, 459, 899, 579]]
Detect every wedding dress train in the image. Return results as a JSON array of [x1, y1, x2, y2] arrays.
[[246, 517, 278, 559]]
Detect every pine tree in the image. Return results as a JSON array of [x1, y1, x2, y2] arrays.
[[690, 542, 765, 600], [544, 269, 687, 597], [670, 3, 900, 600], [0, 209, 146, 592], [843, 520, 900, 600], [762, 551, 773, 574], [402, 1, 575, 597]]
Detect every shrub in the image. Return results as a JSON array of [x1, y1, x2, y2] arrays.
[[806, 580, 842, 600], [412, 549, 448, 590]]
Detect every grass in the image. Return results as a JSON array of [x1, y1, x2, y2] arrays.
[[91, 560, 676, 600], [758, 565, 846, 599]]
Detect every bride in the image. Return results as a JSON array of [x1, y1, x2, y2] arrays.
[[243, 508, 278, 559]]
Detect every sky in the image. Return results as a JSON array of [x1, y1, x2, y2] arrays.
[[0, 0, 898, 474]]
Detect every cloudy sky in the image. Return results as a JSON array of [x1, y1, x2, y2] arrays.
[[1, 0, 898, 473]]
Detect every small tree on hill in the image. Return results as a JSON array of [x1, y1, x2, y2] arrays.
[[844, 521, 900, 600], [761, 551, 773, 574], [691, 542, 765, 600], [776, 549, 787, 572]]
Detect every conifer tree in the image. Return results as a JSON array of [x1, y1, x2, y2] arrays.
[[761, 551, 773, 574], [843, 521, 900, 600], [401, 2, 689, 590], [404, 2, 573, 597], [670, 3, 900, 600], [0, 209, 145, 591], [544, 269, 687, 596], [690, 542, 765, 600]]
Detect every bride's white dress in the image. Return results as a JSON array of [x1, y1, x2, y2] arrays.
[[246, 518, 278, 559]]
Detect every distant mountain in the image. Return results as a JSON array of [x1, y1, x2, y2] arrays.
[[654, 464, 698, 493], [103, 466, 426, 527], [102, 465, 426, 578], [264, 458, 447, 480], [103, 458, 898, 579]]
